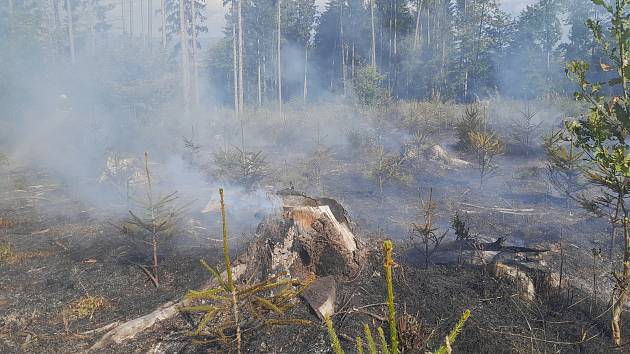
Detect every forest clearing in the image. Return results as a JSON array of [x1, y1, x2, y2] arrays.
[[2, 0, 630, 353]]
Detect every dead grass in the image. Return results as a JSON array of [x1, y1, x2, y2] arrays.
[[0, 242, 12, 262], [0, 217, 14, 228], [2, 249, 53, 265], [63, 295, 109, 321]]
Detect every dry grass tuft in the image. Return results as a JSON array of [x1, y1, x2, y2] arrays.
[[63, 295, 109, 321], [0, 242, 12, 262], [0, 217, 14, 229]]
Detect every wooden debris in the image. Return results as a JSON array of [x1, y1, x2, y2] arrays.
[[302, 276, 336, 320]]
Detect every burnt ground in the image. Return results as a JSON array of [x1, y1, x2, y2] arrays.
[[1, 165, 628, 353]]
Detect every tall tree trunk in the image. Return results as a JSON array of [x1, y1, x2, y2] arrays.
[[192, 0, 199, 106], [340, 1, 346, 95], [141, 0, 145, 47], [612, 201, 630, 347], [277, 0, 282, 116], [160, 0, 166, 49], [122, 0, 127, 36], [238, 0, 244, 113], [351, 43, 355, 79], [303, 44, 308, 105], [8, 0, 13, 33], [393, 0, 397, 56], [130, 0, 134, 40], [371, 0, 376, 68], [232, 0, 239, 117], [426, 6, 430, 46], [148, 0, 152, 50], [414, 0, 422, 50], [179, 0, 190, 111], [258, 53, 262, 105], [65, 0, 76, 64]]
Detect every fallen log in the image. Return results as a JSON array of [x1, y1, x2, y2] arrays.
[[89, 263, 248, 351]]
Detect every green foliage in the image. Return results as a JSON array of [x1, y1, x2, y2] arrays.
[[543, 130, 586, 202], [509, 106, 543, 153], [353, 66, 388, 107], [564, 0, 630, 346], [325, 315, 345, 354], [124, 153, 184, 288], [383, 240, 399, 354], [468, 130, 504, 188], [435, 310, 471, 354], [212, 147, 267, 190], [455, 105, 487, 150], [365, 145, 410, 203], [452, 212, 473, 241], [0, 242, 12, 262], [181, 189, 313, 350], [410, 189, 449, 269]]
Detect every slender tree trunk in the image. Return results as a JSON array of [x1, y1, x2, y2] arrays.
[[232, 0, 239, 117], [238, 0, 244, 113], [148, 0, 152, 50], [65, 0, 76, 64], [192, 0, 199, 106], [370, 0, 376, 68], [130, 0, 134, 40], [611, 201, 630, 347], [303, 44, 308, 105], [122, 0, 127, 36], [152, 233, 159, 286], [414, 0, 422, 50], [393, 0, 397, 56], [426, 6, 430, 46], [141, 0, 145, 47], [277, 0, 282, 116], [8, 0, 14, 33], [160, 0, 166, 49], [351, 43, 355, 79], [257, 39, 262, 106], [179, 0, 190, 111], [340, 2, 346, 95]]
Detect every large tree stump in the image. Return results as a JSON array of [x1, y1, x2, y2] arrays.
[[91, 191, 364, 351]]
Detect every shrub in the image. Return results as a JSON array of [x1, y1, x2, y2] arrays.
[[455, 104, 487, 150], [212, 147, 267, 191], [353, 66, 389, 107]]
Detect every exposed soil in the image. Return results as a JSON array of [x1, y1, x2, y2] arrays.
[[1, 165, 627, 353]]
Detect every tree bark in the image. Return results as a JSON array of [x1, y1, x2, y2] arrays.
[[232, 0, 239, 117], [370, 0, 376, 68], [191, 0, 199, 106], [277, 0, 282, 116], [340, 1, 346, 95], [65, 0, 76, 64], [179, 0, 190, 111], [257, 39, 262, 106], [160, 0, 165, 49], [121, 0, 126, 36], [140, 0, 144, 47], [303, 44, 308, 105], [130, 0, 134, 40], [237, 0, 244, 113], [8, 0, 14, 33], [413, 0, 422, 50], [612, 204, 630, 347], [148, 0, 152, 50]]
